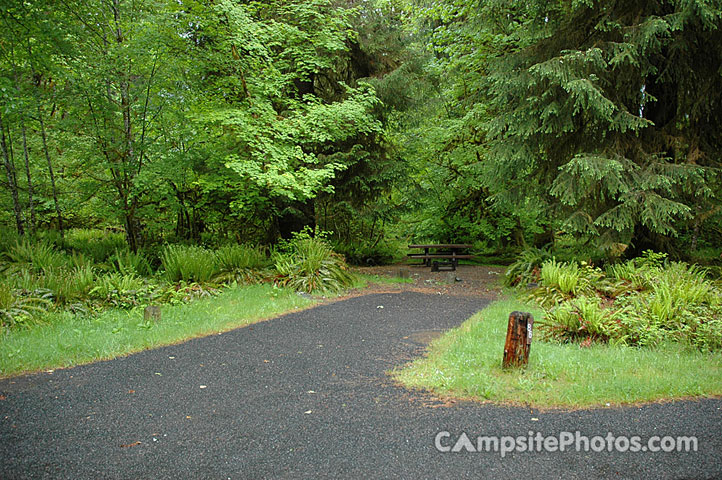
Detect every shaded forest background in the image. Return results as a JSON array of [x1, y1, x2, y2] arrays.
[[2, 0, 720, 265]]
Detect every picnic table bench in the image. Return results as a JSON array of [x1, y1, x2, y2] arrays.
[[407, 244, 473, 271]]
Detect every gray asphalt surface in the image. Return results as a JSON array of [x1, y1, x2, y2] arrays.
[[1, 292, 721, 479]]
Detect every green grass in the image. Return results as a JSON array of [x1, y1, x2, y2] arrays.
[[354, 273, 415, 286], [0, 284, 314, 377], [393, 297, 722, 408]]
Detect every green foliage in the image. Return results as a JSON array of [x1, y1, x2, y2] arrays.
[[532, 252, 722, 350], [538, 296, 624, 344], [5, 239, 69, 271], [2, 0, 720, 287], [154, 282, 221, 305], [504, 247, 552, 286], [35, 266, 96, 306], [274, 238, 355, 293], [331, 240, 397, 266], [214, 244, 269, 284], [109, 249, 152, 276], [61, 230, 127, 263], [160, 245, 219, 283], [90, 273, 152, 309], [396, 0, 722, 255], [0, 283, 52, 329], [535, 260, 602, 305], [0, 228, 21, 254], [693, 317, 722, 352]]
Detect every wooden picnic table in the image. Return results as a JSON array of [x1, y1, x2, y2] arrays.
[[407, 244, 474, 271]]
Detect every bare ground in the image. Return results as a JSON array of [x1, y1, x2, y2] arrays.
[[345, 263, 506, 299]]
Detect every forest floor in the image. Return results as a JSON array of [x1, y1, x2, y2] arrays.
[[344, 263, 506, 300]]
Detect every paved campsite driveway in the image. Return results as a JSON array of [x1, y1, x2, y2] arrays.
[[1, 292, 721, 479]]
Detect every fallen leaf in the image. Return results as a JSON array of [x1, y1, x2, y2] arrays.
[[199, 385, 207, 389], [154, 373, 162, 376], [0, 395, 6, 400], [168, 356, 175, 359], [304, 410, 312, 414], [186, 416, 192, 419], [263, 360, 270, 363], [531, 418, 539, 421], [128, 390, 135, 394], [307, 390, 316, 394], [120, 441, 141, 448]]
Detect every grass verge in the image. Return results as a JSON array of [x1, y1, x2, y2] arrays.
[[392, 297, 722, 409], [0, 284, 314, 378], [354, 273, 415, 287]]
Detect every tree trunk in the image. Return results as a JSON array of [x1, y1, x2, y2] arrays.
[[37, 105, 63, 236], [0, 111, 25, 235], [124, 212, 139, 252], [21, 118, 36, 233]]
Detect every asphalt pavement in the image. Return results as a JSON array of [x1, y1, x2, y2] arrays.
[[1, 292, 720, 479]]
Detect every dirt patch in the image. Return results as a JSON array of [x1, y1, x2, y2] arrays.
[[342, 263, 506, 300]]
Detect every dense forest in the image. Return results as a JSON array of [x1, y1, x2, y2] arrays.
[[1, 0, 720, 262]]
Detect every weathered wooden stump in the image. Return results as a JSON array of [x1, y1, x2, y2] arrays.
[[502, 311, 533, 368], [144, 305, 161, 323], [398, 268, 411, 279]]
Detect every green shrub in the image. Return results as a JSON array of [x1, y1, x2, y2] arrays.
[[138, 243, 165, 270], [0, 228, 21, 254], [37, 265, 96, 305], [538, 296, 624, 343], [532, 252, 722, 351], [160, 245, 218, 283], [274, 238, 355, 293], [331, 241, 396, 266], [110, 249, 152, 276], [214, 244, 268, 284], [90, 272, 152, 308], [5, 239, 70, 271], [693, 316, 722, 352], [154, 281, 220, 304], [0, 283, 52, 329], [532, 259, 602, 306], [605, 260, 650, 292], [504, 247, 552, 287], [62, 229, 127, 263]]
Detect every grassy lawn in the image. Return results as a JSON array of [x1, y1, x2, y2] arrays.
[[0, 284, 314, 378], [393, 297, 722, 409]]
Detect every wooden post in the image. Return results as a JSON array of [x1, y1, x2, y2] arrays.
[[144, 305, 161, 323], [503, 311, 534, 368]]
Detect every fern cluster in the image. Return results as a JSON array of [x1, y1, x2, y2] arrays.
[[532, 252, 722, 351]]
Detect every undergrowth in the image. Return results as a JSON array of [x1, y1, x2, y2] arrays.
[[527, 251, 722, 351]]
